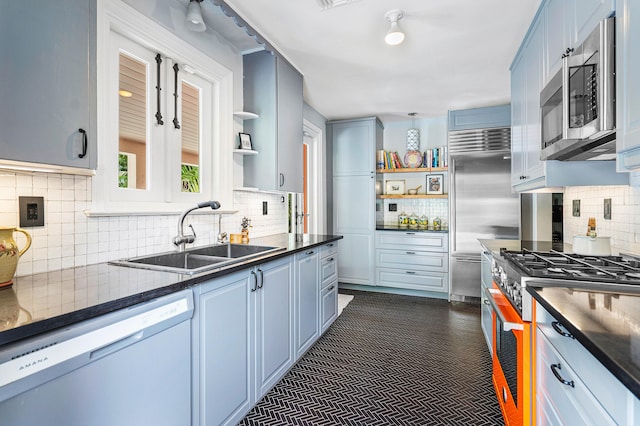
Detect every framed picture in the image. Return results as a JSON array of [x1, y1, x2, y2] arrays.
[[385, 180, 405, 195], [239, 132, 253, 150], [426, 174, 444, 195]]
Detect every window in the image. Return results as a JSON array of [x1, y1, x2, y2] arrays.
[[93, 0, 233, 213]]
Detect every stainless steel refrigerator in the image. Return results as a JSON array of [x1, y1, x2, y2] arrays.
[[448, 127, 520, 300]]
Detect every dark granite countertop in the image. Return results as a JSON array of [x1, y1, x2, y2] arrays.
[[0, 234, 342, 346], [478, 239, 568, 256], [376, 224, 448, 233], [527, 285, 640, 399]]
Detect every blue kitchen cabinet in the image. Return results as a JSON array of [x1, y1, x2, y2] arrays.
[[447, 105, 510, 132], [511, 0, 626, 191], [510, 12, 545, 190], [253, 256, 294, 400], [295, 249, 320, 358], [194, 271, 253, 426], [243, 51, 304, 192], [616, 0, 640, 170], [544, 0, 614, 81], [0, 0, 96, 170], [330, 117, 382, 286]]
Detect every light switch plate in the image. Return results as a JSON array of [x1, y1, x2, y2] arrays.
[[19, 196, 45, 227]]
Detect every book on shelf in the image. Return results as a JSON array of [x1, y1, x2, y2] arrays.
[[422, 146, 448, 168]]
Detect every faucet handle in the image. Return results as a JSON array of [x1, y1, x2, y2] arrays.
[[187, 224, 196, 241]]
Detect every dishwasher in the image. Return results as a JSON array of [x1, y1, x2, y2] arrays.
[[0, 289, 194, 426]]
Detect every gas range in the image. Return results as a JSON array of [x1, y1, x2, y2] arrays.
[[491, 249, 640, 321]]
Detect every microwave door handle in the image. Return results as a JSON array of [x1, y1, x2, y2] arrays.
[[485, 288, 524, 332]]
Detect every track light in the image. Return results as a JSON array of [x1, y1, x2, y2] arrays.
[[384, 10, 405, 45], [186, 0, 206, 32]]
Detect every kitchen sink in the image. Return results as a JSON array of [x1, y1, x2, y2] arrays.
[[109, 244, 285, 274]]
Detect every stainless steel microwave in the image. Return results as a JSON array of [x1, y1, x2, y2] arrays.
[[540, 17, 615, 161]]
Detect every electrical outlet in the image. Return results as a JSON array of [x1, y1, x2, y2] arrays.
[[19, 196, 45, 227], [262, 201, 268, 215], [389, 203, 397, 212]]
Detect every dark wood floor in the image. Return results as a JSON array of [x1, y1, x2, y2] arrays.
[[240, 289, 504, 425]]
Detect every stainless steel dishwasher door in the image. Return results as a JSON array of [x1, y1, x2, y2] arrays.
[[0, 289, 194, 426]]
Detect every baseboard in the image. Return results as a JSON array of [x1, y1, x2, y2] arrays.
[[338, 283, 449, 300]]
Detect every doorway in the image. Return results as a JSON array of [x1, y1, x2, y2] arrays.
[[302, 119, 324, 234]]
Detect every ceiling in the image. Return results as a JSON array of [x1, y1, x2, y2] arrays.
[[201, 0, 542, 123]]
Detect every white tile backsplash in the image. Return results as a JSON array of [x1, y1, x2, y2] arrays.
[[563, 185, 640, 255], [380, 198, 449, 228], [0, 172, 289, 278]]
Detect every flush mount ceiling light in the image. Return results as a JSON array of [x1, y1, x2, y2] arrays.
[[186, 0, 206, 32], [384, 9, 405, 46]]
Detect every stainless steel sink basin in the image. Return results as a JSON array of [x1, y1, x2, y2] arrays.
[[109, 244, 285, 274]]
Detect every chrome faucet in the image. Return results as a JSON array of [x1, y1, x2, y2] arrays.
[[217, 214, 228, 244], [173, 200, 221, 252]]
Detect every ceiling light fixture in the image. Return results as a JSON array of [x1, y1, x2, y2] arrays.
[[384, 10, 405, 46], [186, 0, 206, 32]]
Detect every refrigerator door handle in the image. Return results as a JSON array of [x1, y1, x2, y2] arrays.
[[454, 256, 482, 263]]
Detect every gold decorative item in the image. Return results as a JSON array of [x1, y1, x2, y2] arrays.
[[240, 217, 251, 243], [0, 227, 32, 287]]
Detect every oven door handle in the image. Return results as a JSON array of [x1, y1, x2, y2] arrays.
[[485, 288, 523, 332]]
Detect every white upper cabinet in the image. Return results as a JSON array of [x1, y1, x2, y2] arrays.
[[0, 0, 96, 171], [616, 0, 640, 170]]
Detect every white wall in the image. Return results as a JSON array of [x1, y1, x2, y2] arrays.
[[0, 172, 287, 277], [563, 185, 640, 255]]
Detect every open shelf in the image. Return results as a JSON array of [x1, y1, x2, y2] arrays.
[[233, 149, 259, 155], [376, 167, 448, 173], [377, 194, 448, 199]]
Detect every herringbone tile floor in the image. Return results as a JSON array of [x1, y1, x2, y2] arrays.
[[240, 289, 504, 426]]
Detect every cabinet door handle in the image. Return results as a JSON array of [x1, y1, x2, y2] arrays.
[[328, 243, 334, 247], [257, 268, 264, 289], [328, 285, 335, 291], [405, 232, 416, 235], [306, 250, 314, 255], [172, 63, 181, 129], [78, 128, 87, 158], [250, 270, 258, 292], [405, 271, 416, 275], [279, 173, 285, 187], [551, 321, 575, 339], [406, 251, 416, 255], [550, 363, 574, 388], [155, 54, 164, 125], [327, 257, 334, 262]]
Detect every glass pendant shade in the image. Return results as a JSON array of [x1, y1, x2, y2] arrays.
[[406, 128, 420, 151]]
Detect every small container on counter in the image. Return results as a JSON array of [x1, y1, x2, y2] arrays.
[[418, 215, 428, 230], [432, 217, 442, 231], [398, 212, 408, 228], [408, 213, 419, 229]]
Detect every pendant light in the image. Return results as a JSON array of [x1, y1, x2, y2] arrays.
[[406, 112, 420, 151], [186, 0, 206, 32], [384, 10, 405, 46]]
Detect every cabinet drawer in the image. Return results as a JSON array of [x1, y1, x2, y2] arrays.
[[536, 329, 616, 426], [375, 249, 447, 272], [376, 268, 448, 293], [320, 242, 338, 258], [536, 303, 628, 423], [376, 231, 448, 252], [320, 255, 337, 288], [321, 281, 338, 332]]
